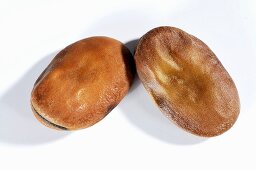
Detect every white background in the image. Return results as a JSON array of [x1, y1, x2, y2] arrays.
[[0, 0, 256, 169]]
